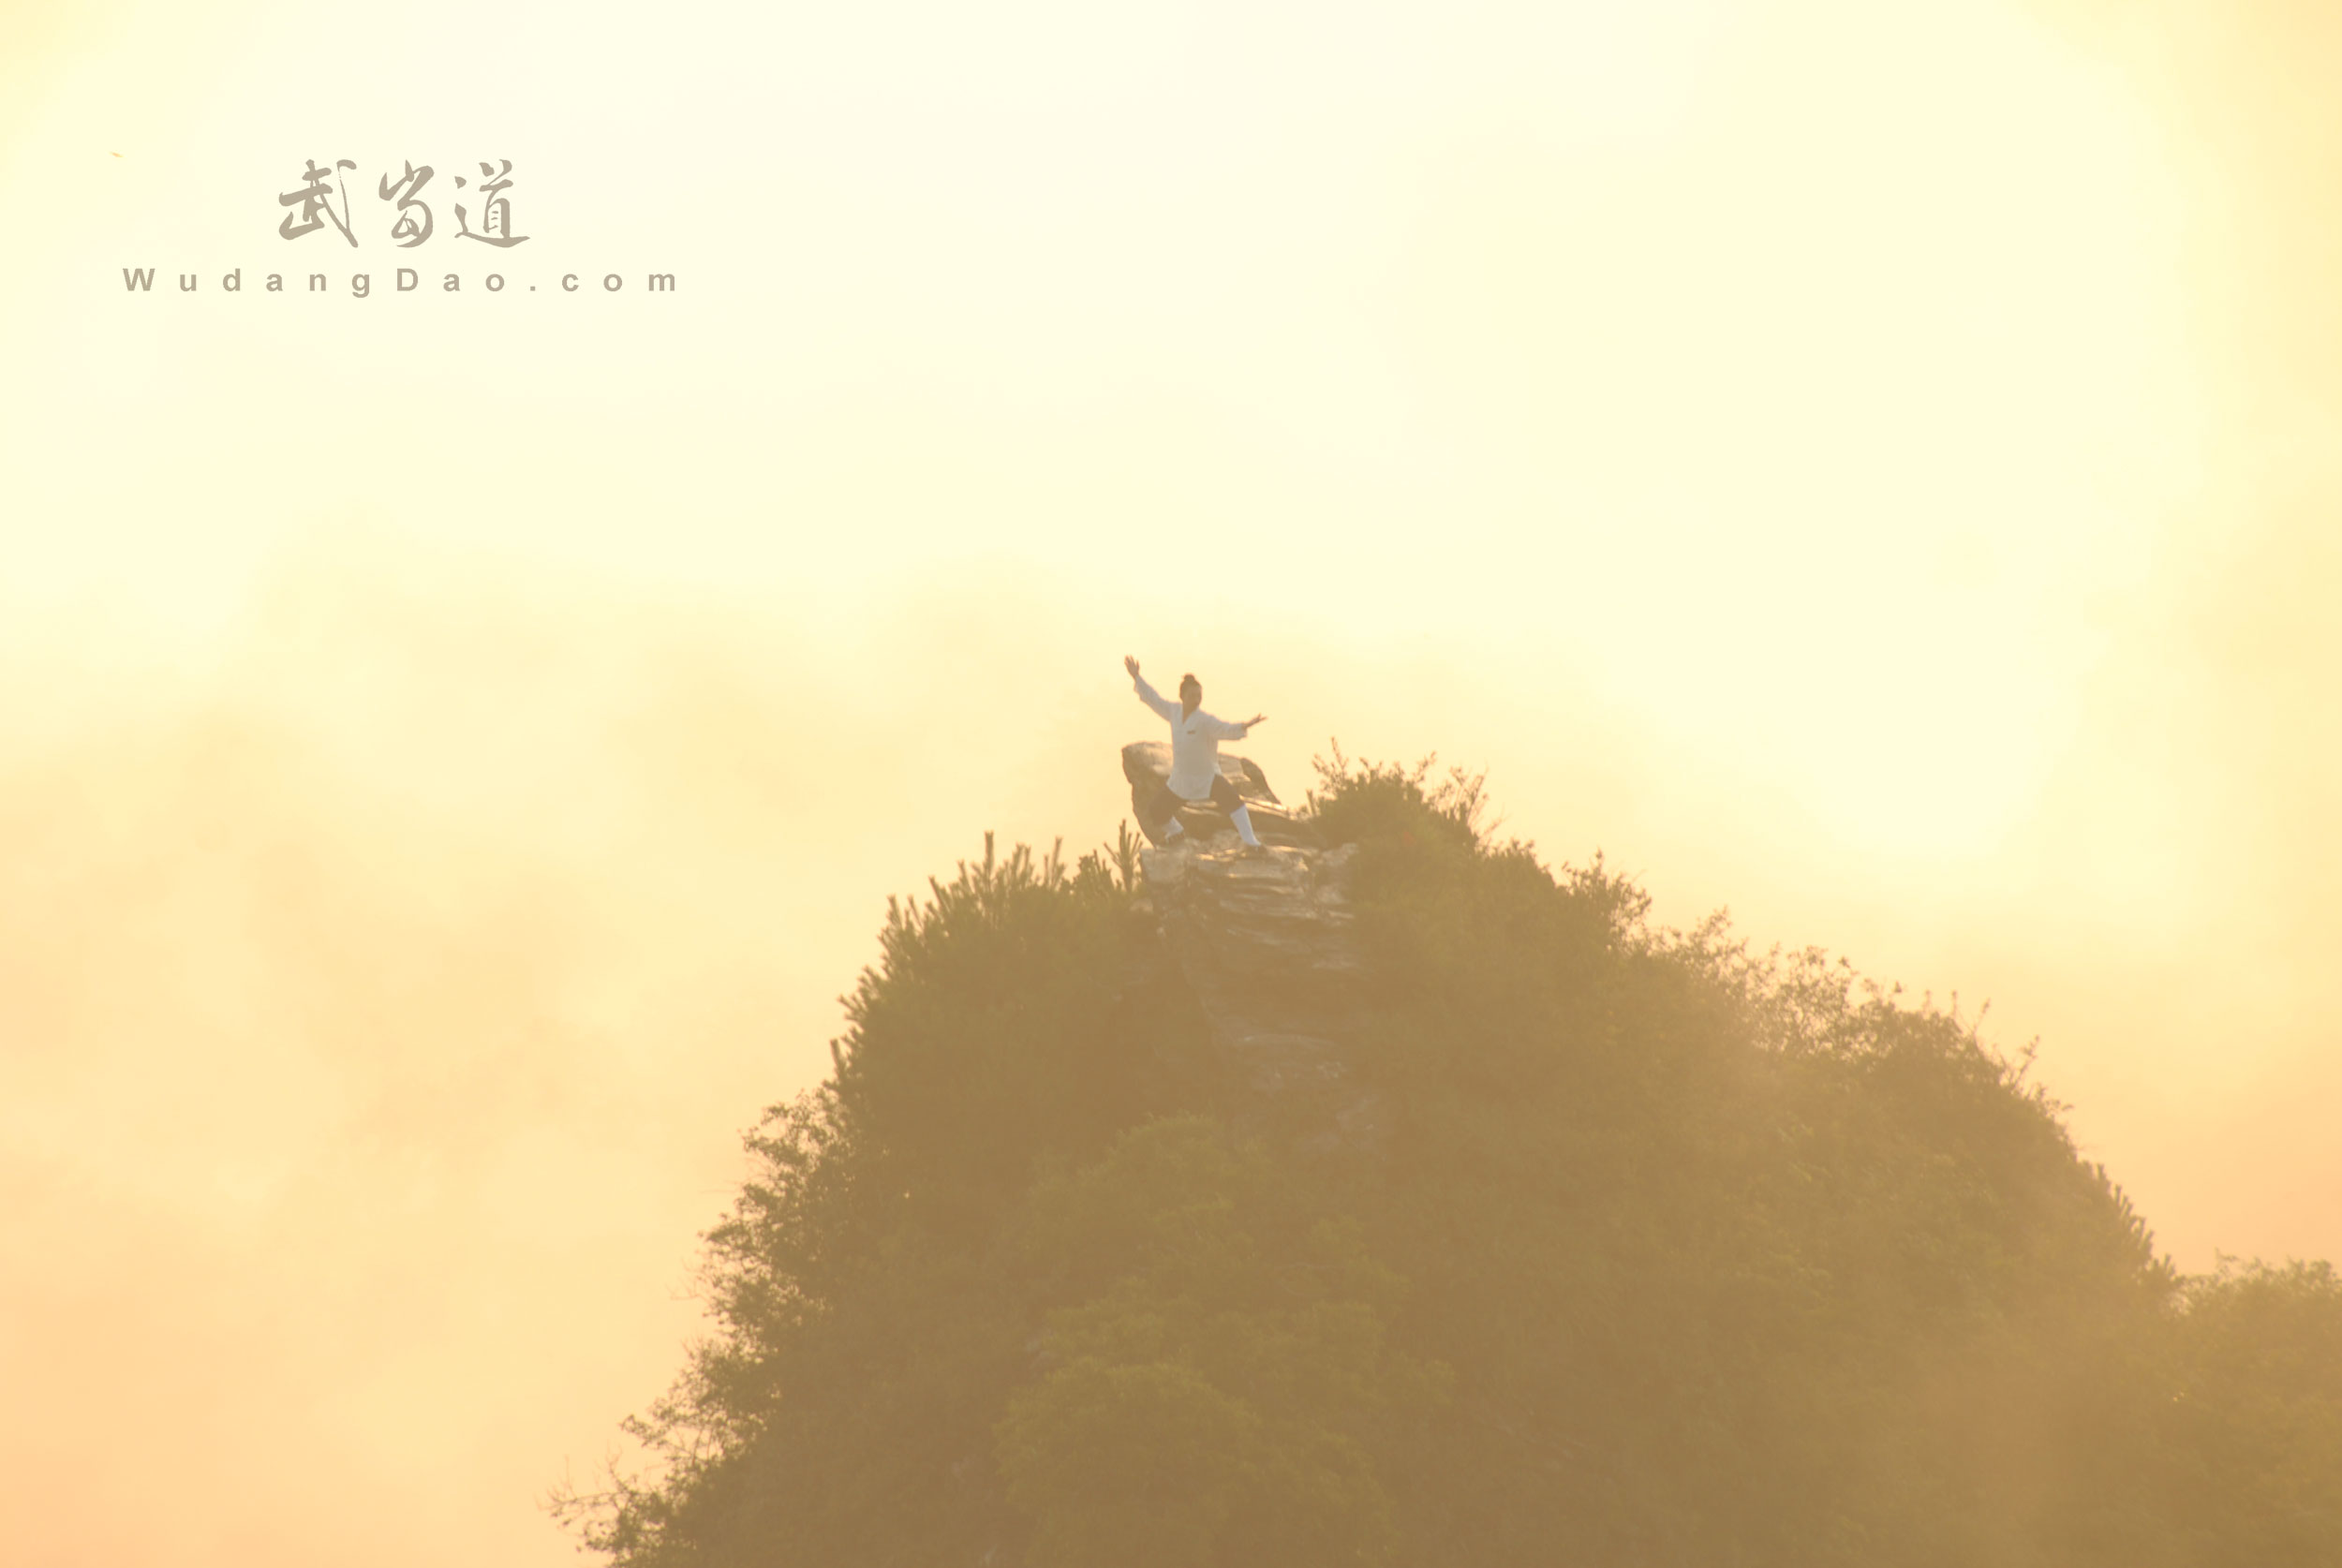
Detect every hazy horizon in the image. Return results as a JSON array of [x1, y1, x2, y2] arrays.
[[6, 1, 2340, 1563]]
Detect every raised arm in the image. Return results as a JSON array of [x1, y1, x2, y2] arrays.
[[1125, 655, 1180, 722], [1200, 711, 1265, 741]]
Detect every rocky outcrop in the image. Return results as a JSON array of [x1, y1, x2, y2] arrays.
[[1137, 834, 1382, 1158], [1119, 742, 1316, 848]]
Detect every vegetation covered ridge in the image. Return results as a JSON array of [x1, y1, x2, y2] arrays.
[[555, 753, 2342, 1568]]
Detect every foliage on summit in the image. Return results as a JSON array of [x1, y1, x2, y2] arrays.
[[556, 763, 2342, 1567]]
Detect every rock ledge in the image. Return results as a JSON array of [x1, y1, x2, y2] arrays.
[[1139, 834, 1381, 1155]]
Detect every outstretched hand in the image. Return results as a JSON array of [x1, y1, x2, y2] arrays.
[[1124, 655, 1140, 678], [1244, 713, 1267, 728]]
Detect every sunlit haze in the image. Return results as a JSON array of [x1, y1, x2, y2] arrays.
[[3, 0, 2335, 1562]]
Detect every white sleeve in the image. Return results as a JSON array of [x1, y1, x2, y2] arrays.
[[1133, 673, 1181, 722], [1201, 713, 1250, 741]]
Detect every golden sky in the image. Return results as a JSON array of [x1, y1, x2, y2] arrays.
[[3, 1, 2337, 1563]]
